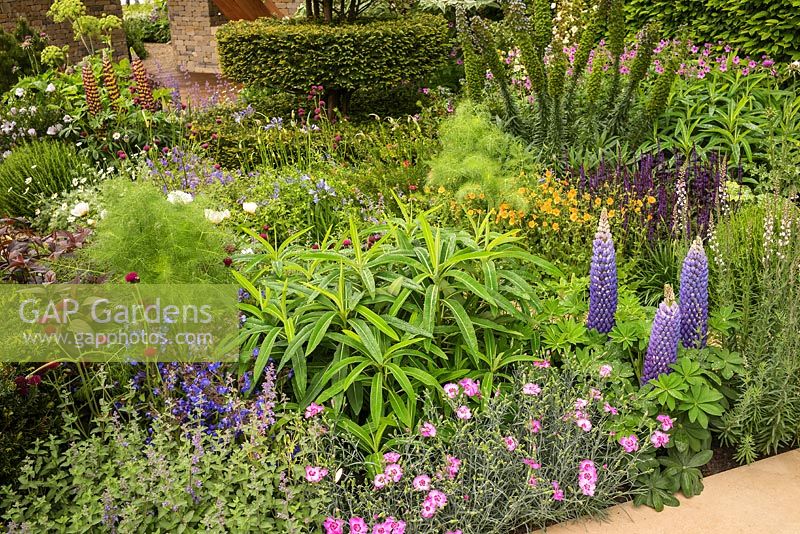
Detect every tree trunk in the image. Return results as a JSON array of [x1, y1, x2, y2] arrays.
[[306, 0, 313, 19], [323, 0, 333, 23]]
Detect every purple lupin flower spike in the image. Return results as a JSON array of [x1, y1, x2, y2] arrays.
[[587, 208, 618, 334], [679, 237, 709, 348], [642, 284, 681, 384]]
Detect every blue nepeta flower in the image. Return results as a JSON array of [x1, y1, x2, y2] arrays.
[[587, 208, 618, 334], [679, 237, 709, 348], [642, 284, 681, 384]]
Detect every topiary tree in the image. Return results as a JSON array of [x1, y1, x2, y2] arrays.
[[216, 13, 451, 116]]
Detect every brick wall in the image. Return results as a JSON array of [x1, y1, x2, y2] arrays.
[[0, 0, 127, 61], [167, 0, 302, 74]]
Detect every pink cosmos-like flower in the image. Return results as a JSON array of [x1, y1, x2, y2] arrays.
[[349, 517, 368, 534], [446, 455, 461, 479], [428, 489, 448, 508], [530, 418, 542, 433], [503, 435, 518, 451], [619, 434, 639, 453], [651, 430, 670, 448], [305, 466, 328, 483], [456, 405, 472, 420], [656, 414, 674, 431], [522, 383, 542, 395], [420, 422, 437, 437], [576, 418, 592, 432], [443, 383, 459, 398], [373, 473, 389, 489], [383, 452, 401, 464], [420, 499, 437, 519], [323, 517, 344, 534], [385, 463, 403, 483], [578, 459, 598, 496], [413, 475, 432, 491], [552, 480, 564, 501], [304, 402, 324, 419], [603, 402, 618, 415], [459, 377, 480, 397], [522, 458, 541, 469], [384, 517, 405, 534]]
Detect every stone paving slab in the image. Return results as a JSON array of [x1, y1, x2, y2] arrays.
[[540, 449, 800, 534]]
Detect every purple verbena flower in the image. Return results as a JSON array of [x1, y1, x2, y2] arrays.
[[642, 284, 681, 384], [679, 237, 709, 348], [587, 208, 618, 334]]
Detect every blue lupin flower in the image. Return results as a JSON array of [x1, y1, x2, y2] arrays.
[[679, 237, 709, 348], [642, 284, 681, 384], [587, 208, 618, 334]]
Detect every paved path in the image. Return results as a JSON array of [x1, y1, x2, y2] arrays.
[[541, 449, 800, 533]]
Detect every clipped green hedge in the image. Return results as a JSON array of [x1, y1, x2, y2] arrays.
[[626, 0, 800, 61], [216, 14, 452, 93]]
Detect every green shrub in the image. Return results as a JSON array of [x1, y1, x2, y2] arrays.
[[712, 197, 800, 462], [232, 212, 562, 451], [0, 364, 60, 487], [122, 16, 148, 59], [626, 0, 800, 62], [1, 380, 328, 532], [83, 180, 230, 283], [0, 19, 47, 93], [427, 103, 536, 210], [216, 14, 452, 114], [0, 142, 92, 219]]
